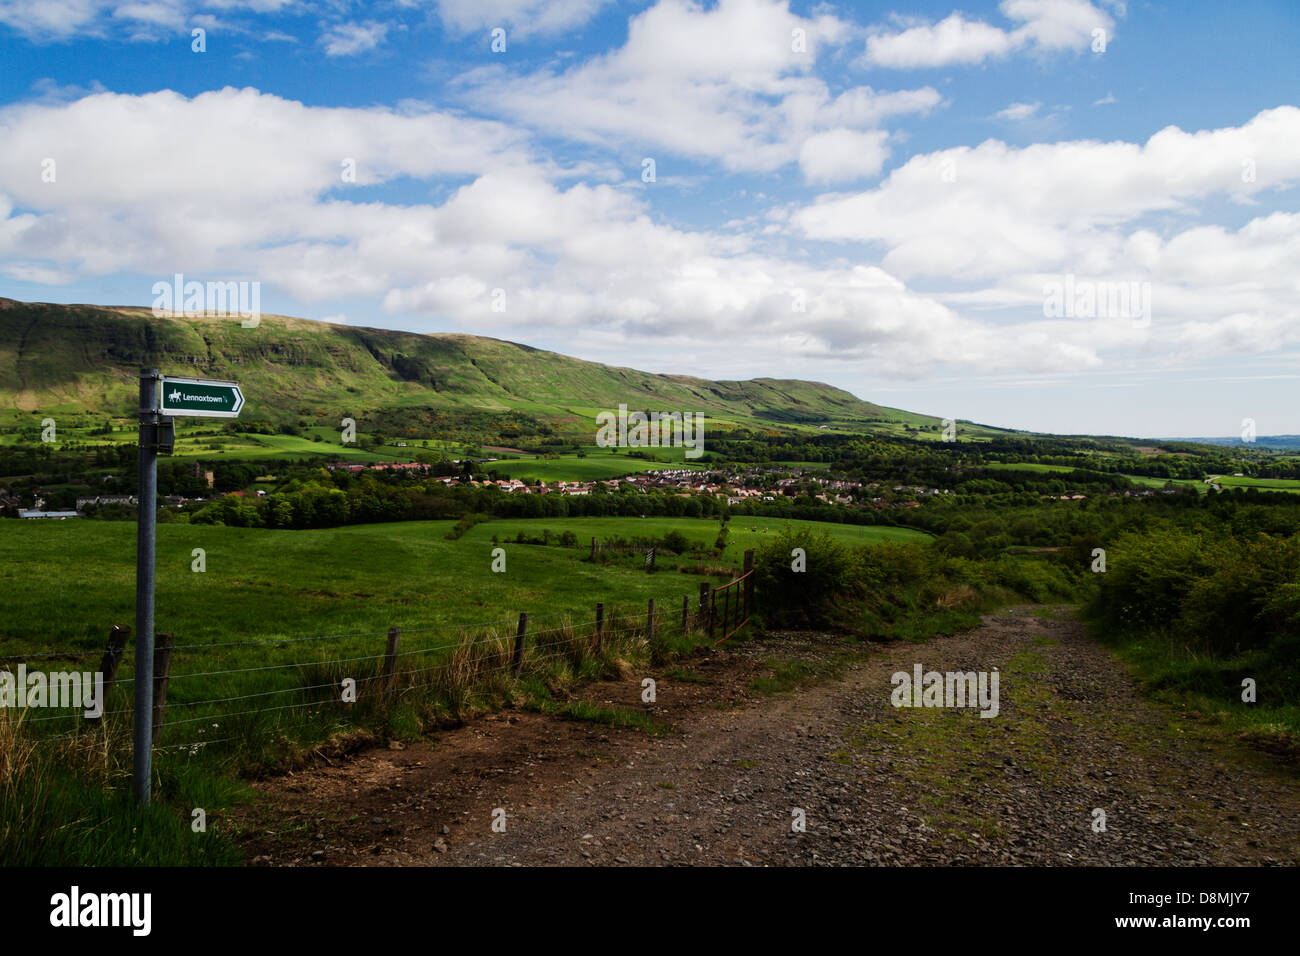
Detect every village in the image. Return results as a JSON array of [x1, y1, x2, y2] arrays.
[[318, 460, 948, 508], [2, 458, 1185, 521]]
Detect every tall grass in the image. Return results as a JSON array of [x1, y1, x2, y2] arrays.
[[0, 707, 245, 865]]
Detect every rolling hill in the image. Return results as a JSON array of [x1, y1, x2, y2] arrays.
[[0, 297, 957, 440]]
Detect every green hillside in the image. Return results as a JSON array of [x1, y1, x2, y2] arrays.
[[0, 297, 948, 440]]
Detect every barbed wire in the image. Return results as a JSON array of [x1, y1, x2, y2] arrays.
[[7, 579, 740, 748], [0, 581, 711, 667]]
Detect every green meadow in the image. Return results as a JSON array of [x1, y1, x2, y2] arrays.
[[0, 419, 401, 464], [1210, 475, 1300, 494], [169, 430, 399, 462], [485, 447, 710, 480], [0, 515, 927, 652], [981, 462, 1079, 474], [1119, 474, 1209, 491]]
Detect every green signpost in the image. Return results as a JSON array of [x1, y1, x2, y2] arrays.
[[158, 377, 244, 418], [135, 371, 243, 804]]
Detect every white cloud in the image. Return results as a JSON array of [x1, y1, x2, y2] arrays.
[[794, 107, 1300, 279], [863, 0, 1117, 68], [432, 0, 615, 39], [798, 128, 890, 183], [865, 13, 1016, 69], [0, 0, 111, 37], [0, 0, 297, 40], [994, 101, 1040, 121], [0, 87, 532, 289], [111, 1, 186, 30], [455, 0, 939, 176], [320, 20, 389, 57]]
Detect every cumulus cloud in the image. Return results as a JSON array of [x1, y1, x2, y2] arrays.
[[865, 13, 1016, 69], [797, 129, 890, 184], [454, 0, 939, 178], [794, 107, 1300, 279], [0, 87, 532, 288], [863, 0, 1117, 69]]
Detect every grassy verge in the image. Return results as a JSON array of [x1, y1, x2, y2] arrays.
[[1084, 527, 1300, 756], [1086, 622, 1300, 759]]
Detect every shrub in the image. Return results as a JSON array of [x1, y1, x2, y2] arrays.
[[661, 530, 690, 554], [444, 512, 490, 540], [753, 526, 856, 627]]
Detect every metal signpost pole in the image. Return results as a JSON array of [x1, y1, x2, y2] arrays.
[[134, 368, 160, 804], [132, 371, 238, 802]]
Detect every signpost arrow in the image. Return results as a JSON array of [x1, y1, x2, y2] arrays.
[[159, 376, 244, 417]]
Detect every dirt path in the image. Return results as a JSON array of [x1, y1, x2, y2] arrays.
[[232, 606, 1300, 866]]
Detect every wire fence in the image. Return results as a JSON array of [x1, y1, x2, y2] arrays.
[[5, 553, 757, 759]]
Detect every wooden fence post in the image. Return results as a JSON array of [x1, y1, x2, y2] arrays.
[[151, 632, 174, 746], [590, 537, 597, 560], [381, 627, 401, 699], [681, 594, 689, 634], [90, 625, 129, 725], [594, 602, 604, 655], [724, 583, 734, 637], [699, 582, 712, 641], [743, 549, 755, 617], [512, 613, 527, 676], [646, 599, 656, 645]]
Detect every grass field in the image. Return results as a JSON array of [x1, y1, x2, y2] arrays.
[[0, 420, 403, 464], [1120, 474, 1209, 491], [982, 462, 1079, 474], [767, 460, 831, 470], [170, 430, 401, 462], [1210, 475, 1300, 494], [475, 515, 927, 556], [0, 515, 927, 652], [485, 448, 710, 481]]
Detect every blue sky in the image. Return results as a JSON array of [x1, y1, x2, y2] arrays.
[[1, 0, 1298, 438]]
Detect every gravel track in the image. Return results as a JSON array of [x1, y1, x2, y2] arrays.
[[235, 606, 1300, 866]]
